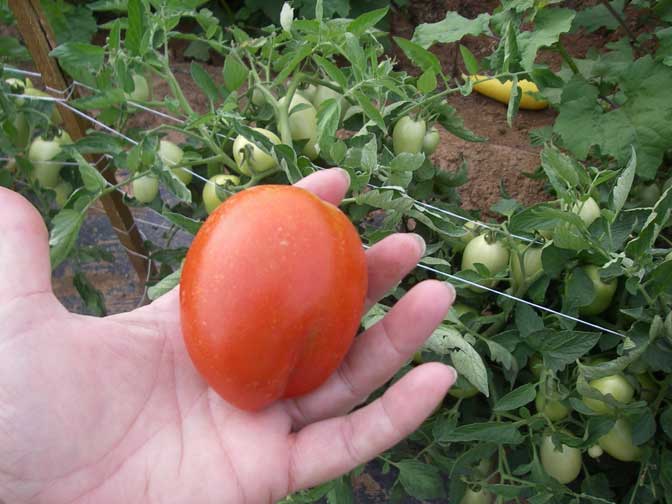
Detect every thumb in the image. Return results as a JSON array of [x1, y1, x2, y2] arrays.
[[0, 187, 53, 302]]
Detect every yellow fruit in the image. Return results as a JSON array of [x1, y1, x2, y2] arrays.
[[469, 75, 548, 110]]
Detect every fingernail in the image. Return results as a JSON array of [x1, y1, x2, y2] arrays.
[[444, 282, 456, 303], [336, 168, 351, 187], [446, 365, 458, 385], [409, 233, 426, 256]]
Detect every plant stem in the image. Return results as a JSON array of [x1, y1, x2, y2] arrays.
[[600, 0, 637, 45], [557, 42, 580, 75]]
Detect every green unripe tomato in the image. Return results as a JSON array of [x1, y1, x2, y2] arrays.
[[461, 234, 510, 288], [158, 140, 191, 185], [53, 180, 72, 208], [132, 174, 159, 203], [422, 127, 440, 155], [540, 435, 582, 484], [251, 87, 266, 107], [29, 136, 63, 189], [535, 390, 570, 421], [582, 374, 634, 414], [392, 116, 426, 155], [126, 74, 151, 102], [232, 127, 281, 176], [578, 265, 617, 316], [279, 93, 319, 159], [202, 174, 240, 214], [572, 196, 601, 227], [587, 445, 603, 459], [598, 418, 641, 462], [460, 488, 492, 504], [511, 247, 544, 290], [638, 183, 661, 207]]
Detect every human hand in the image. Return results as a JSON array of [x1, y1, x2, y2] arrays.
[[0, 168, 456, 503]]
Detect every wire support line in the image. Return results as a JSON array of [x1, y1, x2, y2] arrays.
[[1, 74, 627, 337], [418, 262, 626, 338]]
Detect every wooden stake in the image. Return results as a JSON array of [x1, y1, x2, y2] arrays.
[[8, 0, 154, 301]]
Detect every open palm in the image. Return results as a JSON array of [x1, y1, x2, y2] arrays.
[[0, 169, 456, 504]]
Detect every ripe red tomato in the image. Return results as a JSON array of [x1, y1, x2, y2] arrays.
[[180, 185, 368, 411]]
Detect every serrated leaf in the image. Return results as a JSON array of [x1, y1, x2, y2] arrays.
[[73, 271, 106, 316], [126, 0, 143, 56], [353, 91, 385, 132], [439, 422, 524, 444], [517, 8, 575, 72], [493, 383, 537, 412], [527, 329, 601, 371], [348, 7, 388, 37], [162, 210, 202, 235], [49, 208, 87, 269], [223, 54, 248, 92], [459, 44, 479, 74], [191, 62, 220, 103], [394, 37, 441, 73], [412, 12, 491, 49], [72, 152, 106, 193], [397, 460, 445, 500], [611, 146, 636, 217], [148, 267, 182, 300]]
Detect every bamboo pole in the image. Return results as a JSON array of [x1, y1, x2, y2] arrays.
[[8, 0, 155, 301]]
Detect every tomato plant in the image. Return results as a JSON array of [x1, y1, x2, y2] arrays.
[[3, 0, 672, 501]]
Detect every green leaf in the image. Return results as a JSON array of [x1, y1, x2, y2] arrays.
[[191, 62, 220, 103], [126, 0, 144, 56], [517, 8, 576, 72], [393, 37, 441, 73], [610, 146, 636, 217], [342, 33, 366, 79], [41, 0, 98, 45], [0, 36, 30, 61], [274, 44, 312, 85], [72, 152, 106, 193], [156, 168, 191, 203], [348, 7, 388, 37], [222, 54, 248, 92], [527, 330, 601, 371], [423, 325, 489, 396], [73, 271, 106, 316], [49, 208, 87, 269], [572, 0, 625, 32], [312, 55, 347, 89], [540, 144, 581, 196], [439, 422, 524, 444], [417, 70, 437, 94], [437, 103, 486, 142], [662, 407, 672, 441], [555, 58, 672, 179], [493, 383, 537, 412], [459, 44, 479, 74], [148, 267, 182, 300], [506, 75, 521, 126], [71, 89, 126, 109], [50, 42, 104, 85], [412, 12, 491, 49], [316, 98, 341, 155], [397, 460, 445, 500], [353, 91, 386, 132], [162, 210, 202, 235]]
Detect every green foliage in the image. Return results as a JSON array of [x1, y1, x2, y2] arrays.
[[2, 0, 672, 502]]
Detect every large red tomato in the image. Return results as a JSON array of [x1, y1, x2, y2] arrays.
[[180, 185, 368, 411]]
